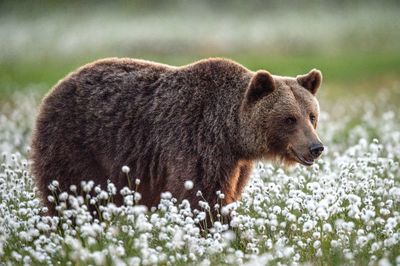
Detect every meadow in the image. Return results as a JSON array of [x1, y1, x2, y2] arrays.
[[1, 1, 400, 265]]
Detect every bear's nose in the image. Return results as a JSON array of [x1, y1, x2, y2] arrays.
[[310, 143, 324, 158]]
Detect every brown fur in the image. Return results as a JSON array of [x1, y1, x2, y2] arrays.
[[30, 58, 323, 215]]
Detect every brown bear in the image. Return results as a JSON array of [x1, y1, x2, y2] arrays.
[[31, 57, 324, 216]]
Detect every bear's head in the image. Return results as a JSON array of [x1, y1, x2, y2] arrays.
[[240, 69, 324, 166]]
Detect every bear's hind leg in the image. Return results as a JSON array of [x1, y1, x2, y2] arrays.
[[32, 141, 109, 217]]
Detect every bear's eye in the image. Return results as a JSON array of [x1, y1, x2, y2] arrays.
[[285, 117, 297, 125], [310, 114, 316, 123]]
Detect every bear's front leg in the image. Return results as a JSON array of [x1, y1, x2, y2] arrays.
[[234, 160, 253, 200]]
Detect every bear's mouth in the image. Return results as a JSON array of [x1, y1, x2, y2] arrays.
[[289, 148, 314, 166]]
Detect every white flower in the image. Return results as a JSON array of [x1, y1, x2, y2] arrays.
[[331, 240, 339, 248], [272, 206, 281, 214], [70, 185, 77, 193], [122, 165, 130, 174], [323, 223, 332, 233], [47, 195, 55, 203], [230, 217, 240, 228], [371, 242, 381, 252], [120, 187, 132, 196], [98, 191, 108, 200], [184, 180, 194, 190], [92, 251, 106, 265], [134, 192, 142, 202], [128, 257, 141, 266], [82, 180, 95, 193], [385, 217, 397, 230], [222, 231, 236, 242], [303, 220, 315, 232], [107, 182, 117, 195], [378, 258, 392, 266], [356, 236, 368, 248], [58, 192, 69, 201]]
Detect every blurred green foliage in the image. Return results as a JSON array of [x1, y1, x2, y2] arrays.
[[0, 1, 399, 100], [1, 53, 400, 99]]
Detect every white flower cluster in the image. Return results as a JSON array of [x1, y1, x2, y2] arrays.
[[0, 87, 399, 265]]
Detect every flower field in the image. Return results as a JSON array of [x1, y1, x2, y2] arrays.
[[0, 83, 399, 265]]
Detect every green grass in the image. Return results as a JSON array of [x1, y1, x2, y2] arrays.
[[1, 52, 400, 101]]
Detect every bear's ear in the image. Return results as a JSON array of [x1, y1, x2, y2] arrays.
[[296, 69, 322, 95], [245, 70, 275, 105]]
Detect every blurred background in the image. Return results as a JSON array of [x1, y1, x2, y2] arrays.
[[0, 0, 399, 101], [1, 2, 400, 264]]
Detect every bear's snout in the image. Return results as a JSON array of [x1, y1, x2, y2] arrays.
[[309, 143, 324, 158]]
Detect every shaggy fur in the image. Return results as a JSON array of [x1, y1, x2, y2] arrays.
[[31, 58, 323, 215]]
